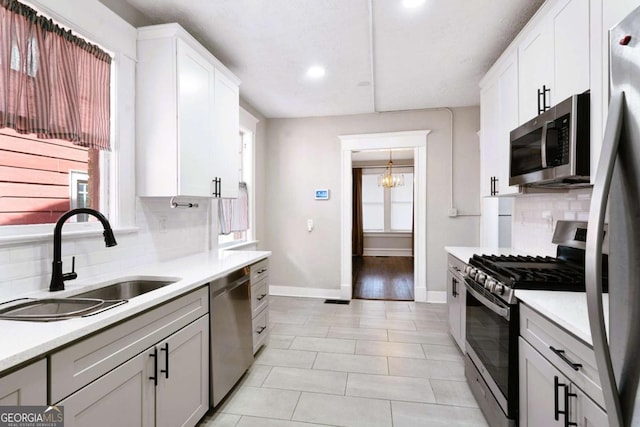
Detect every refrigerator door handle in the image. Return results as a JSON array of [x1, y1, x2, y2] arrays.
[[585, 91, 625, 427]]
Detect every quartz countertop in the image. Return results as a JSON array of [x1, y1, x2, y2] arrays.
[[444, 246, 530, 263], [0, 249, 270, 373], [515, 290, 608, 346]]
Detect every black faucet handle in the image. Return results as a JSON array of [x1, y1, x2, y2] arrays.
[[63, 256, 78, 281]]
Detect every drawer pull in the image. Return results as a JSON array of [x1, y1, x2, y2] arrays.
[[554, 375, 567, 420], [256, 268, 267, 274], [149, 347, 158, 386], [257, 293, 267, 301], [550, 346, 583, 371], [256, 326, 267, 335], [160, 343, 169, 379]]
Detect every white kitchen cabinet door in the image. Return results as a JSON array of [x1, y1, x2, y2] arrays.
[[0, 359, 46, 405], [574, 386, 608, 427], [519, 337, 565, 427], [176, 39, 216, 198], [480, 79, 500, 197], [552, 0, 590, 104], [498, 52, 520, 195], [156, 315, 209, 427], [59, 350, 155, 427], [518, 22, 553, 124], [213, 69, 240, 199]]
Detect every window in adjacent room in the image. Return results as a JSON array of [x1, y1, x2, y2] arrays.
[[0, 0, 113, 229], [362, 169, 414, 232]]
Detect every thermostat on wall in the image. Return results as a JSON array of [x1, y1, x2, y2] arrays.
[[315, 189, 330, 200]]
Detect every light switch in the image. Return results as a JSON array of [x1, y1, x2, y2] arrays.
[[307, 219, 314, 232]]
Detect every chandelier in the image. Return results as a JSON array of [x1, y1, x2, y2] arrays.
[[378, 151, 405, 188]]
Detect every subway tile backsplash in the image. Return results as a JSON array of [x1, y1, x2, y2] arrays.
[[511, 188, 592, 256], [0, 198, 217, 298]]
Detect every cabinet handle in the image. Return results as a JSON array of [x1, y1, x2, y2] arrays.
[[256, 326, 267, 335], [212, 177, 222, 197], [554, 375, 567, 421], [550, 346, 583, 371], [452, 277, 458, 297], [149, 347, 158, 386], [257, 293, 267, 301], [543, 85, 551, 111], [160, 343, 169, 379], [564, 386, 578, 427]]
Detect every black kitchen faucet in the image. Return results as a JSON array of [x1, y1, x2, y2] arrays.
[[49, 208, 117, 292]]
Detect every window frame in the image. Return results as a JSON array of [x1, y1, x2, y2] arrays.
[[0, 0, 138, 245], [361, 167, 414, 233]]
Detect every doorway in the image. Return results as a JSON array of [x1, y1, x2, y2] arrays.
[[339, 131, 430, 302]]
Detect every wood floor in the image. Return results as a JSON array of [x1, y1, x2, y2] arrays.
[[352, 256, 414, 301]]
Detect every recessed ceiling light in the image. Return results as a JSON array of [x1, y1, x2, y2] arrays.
[[402, 0, 425, 8], [306, 66, 326, 79]]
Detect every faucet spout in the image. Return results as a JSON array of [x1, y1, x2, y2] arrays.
[[50, 208, 118, 292]]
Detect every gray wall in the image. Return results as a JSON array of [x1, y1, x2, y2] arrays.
[[265, 107, 481, 295]]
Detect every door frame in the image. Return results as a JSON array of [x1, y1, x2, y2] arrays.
[[339, 130, 430, 302]]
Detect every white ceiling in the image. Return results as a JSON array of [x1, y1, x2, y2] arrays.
[[118, 0, 544, 118]]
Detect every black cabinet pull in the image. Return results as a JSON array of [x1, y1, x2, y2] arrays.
[[550, 346, 583, 371], [554, 376, 567, 421], [212, 177, 222, 197], [452, 277, 458, 297], [160, 343, 169, 379], [257, 293, 267, 301], [256, 326, 267, 335], [538, 88, 543, 115], [542, 85, 551, 111], [149, 347, 158, 386], [564, 386, 578, 427]]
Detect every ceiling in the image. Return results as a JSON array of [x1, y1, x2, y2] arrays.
[[113, 0, 544, 118]]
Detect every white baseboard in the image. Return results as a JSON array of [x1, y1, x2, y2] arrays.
[[269, 285, 342, 300], [363, 248, 413, 257], [426, 291, 447, 304]]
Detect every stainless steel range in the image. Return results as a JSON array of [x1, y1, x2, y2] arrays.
[[462, 221, 608, 427]]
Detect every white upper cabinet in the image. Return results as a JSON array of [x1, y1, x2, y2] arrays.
[[518, 0, 590, 123], [136, 24, 241, 198]]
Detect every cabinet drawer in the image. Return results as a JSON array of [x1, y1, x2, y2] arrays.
[[519, 303, 603, 408], [252, 307, 269, 354], [250, 258, 269, 283], [50, 286, 209, 403], [251, 279, 268, 316]]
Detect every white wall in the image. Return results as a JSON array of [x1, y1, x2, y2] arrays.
[[511, 188, 592, 256], [265, 107, 481, 295]]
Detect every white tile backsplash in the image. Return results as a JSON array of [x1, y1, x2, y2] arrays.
[[0, 198, 217, 298], [511, 188, 592, 256]]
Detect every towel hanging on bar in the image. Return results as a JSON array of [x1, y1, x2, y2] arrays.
[[218, 182, 249, 235]]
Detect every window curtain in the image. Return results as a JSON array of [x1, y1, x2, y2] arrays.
[[352, 168, 364, 256], [219, 182, 249, 235], [0, 0, 111, 150]]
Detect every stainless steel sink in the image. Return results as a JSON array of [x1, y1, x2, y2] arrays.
[[0, 298, 106, 321], [71, 279, 177, 300]]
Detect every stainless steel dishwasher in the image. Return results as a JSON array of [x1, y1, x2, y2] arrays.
[[210, 266, 253, 407]]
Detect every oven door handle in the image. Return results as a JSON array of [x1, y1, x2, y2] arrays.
[[464, 280, 510, 320]]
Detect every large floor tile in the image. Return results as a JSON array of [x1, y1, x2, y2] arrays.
[[359, 318, 416, 331], [388, 357, 465, 381], [268, 311, 308, 325], [392, 401, 489, 427], [313, 352, 388, 375], [270, 323, 329, 338], [290, 336, 356, 354], [254, 348, 317, 368], [346, 373, 436, 403], [304, 315, 361, 327], [266, 334, 294, 349], [423, 343, 464, 362], [328, 326, 388, 341], [292, 392, 392, 427], [388, 329, 454, 345], [197, 412, 240, 427], [220, 386, 300, 420], [239, 364, 272, 387], [356, 340, 425, 358], [430, 379, 479, 408], [262, 366, 347, 395], [235, 416, 327, 427]]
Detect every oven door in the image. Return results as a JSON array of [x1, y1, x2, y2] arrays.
[[465, 278, 519, 418]]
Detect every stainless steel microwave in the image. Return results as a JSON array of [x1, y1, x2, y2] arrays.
[[509, 93, 590, 187]]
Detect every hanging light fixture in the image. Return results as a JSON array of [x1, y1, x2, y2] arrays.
[[378, 151, 405, 188]]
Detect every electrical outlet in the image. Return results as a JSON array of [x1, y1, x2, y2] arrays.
[[447, 208, 458, 217], [307, 219, 314, 232]]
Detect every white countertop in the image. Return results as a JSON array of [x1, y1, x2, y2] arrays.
[[515, 290, 608, 346], [0, 249, 270, 373], [444, 246, 530, 262]]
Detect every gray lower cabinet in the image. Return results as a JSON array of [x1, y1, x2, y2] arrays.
[[446, 254, 466, 351], [51, 286, 210, 427], [250, 258, 269, 354], [59, 315, 209, 427], [0, 359, 46, 405], [519, 303, 607, 426]]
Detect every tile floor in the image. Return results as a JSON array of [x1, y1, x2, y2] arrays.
[[198, 296, 489, 427]]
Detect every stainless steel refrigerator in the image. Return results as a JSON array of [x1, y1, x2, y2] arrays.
[[586, 5, 640, 427]]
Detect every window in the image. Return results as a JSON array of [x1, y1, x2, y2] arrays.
[[0, 0, 113, 231], [362, 170, 413, 232]]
